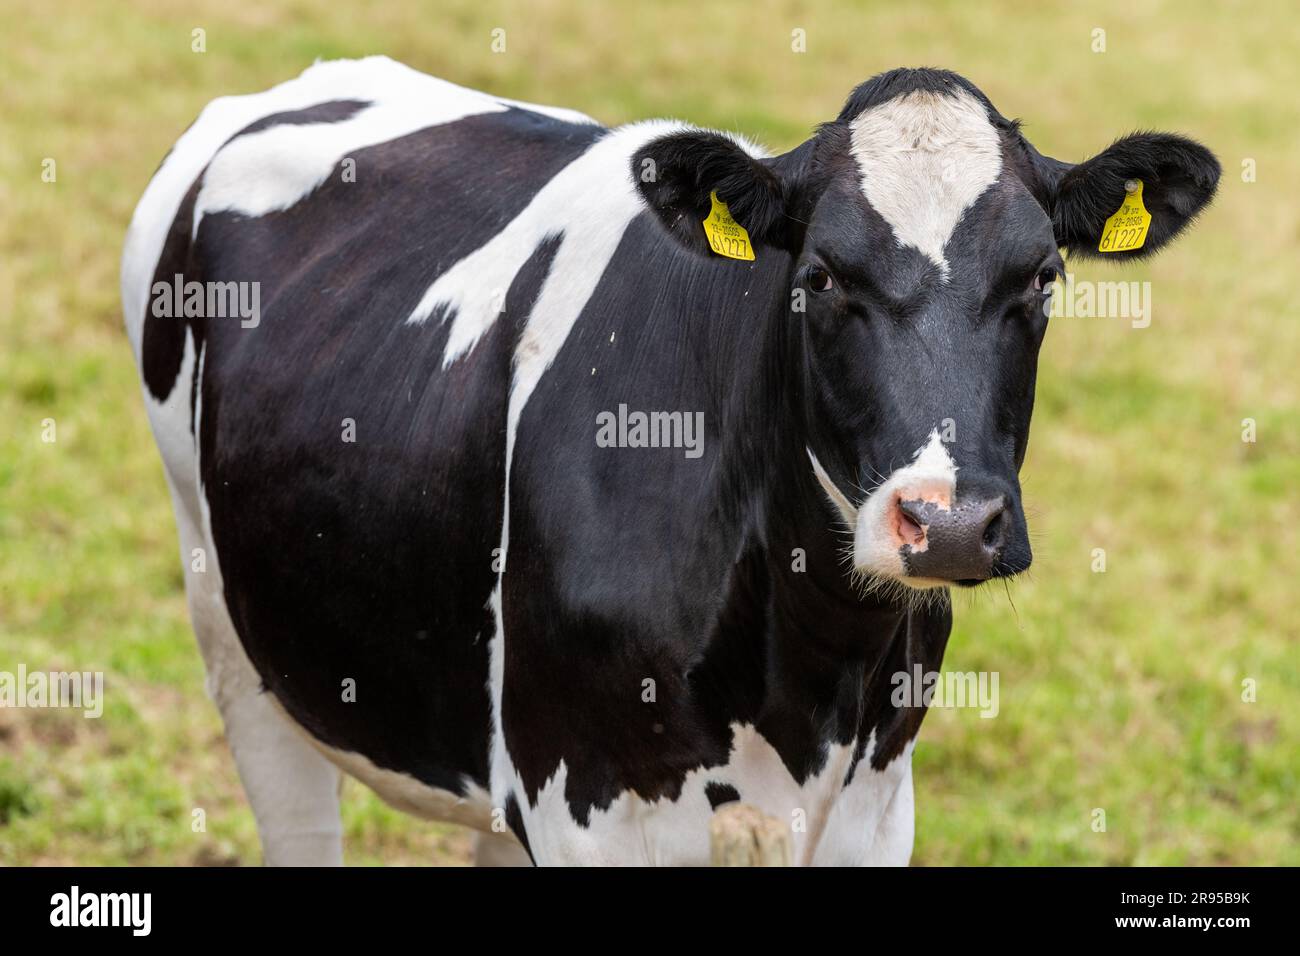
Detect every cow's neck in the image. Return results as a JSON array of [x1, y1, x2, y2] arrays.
[[702, 247, 948, 781]]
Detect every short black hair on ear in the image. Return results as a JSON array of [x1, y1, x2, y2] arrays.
[[632, 131, 795, 255], [1024, 131, 1221, 260]]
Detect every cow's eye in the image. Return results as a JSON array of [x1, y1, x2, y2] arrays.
[[1033, 266, 1059, 294], [807, 267, 834, 293]]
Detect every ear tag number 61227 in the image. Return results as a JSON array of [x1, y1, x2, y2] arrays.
[[702, 191, 755, 261], [1098, 179, 1153, 253]]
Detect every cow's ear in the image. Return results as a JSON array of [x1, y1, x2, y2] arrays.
[[1029, 132, 1220, 260], [632, 131, 796, 256]]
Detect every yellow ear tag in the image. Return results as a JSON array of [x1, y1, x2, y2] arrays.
[[702, 190, 755, 261], [1098, 179, 1153, 253]]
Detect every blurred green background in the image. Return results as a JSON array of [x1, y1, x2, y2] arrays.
[[1, 0, 1296, 865]]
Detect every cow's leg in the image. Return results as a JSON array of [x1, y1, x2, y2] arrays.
[[472, 830, 533, 867], [173, 485, 345, 866]]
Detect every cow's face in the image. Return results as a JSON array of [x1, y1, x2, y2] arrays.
[[636, 69, 1219, 593]]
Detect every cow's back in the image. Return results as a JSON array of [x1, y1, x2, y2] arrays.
[[122, 57, 605, 798]]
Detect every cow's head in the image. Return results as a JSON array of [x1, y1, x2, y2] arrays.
[[634, 68, 1219, 593]]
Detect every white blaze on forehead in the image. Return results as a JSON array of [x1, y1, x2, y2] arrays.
[[848, 88, 1002, 278], [852, 430, 958, 579]]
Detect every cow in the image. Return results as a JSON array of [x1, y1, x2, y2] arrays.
[[122, 57, 1219, 866]]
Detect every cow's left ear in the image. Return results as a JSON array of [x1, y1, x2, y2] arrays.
[[632, 131, 798, 256], [1028, 132, 1221, 259]]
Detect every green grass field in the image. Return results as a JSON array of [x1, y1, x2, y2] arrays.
[[1, 0, 1296, 865]]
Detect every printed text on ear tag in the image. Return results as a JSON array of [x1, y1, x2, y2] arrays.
[[703, 191, 755, 261], [1098, 179, 1153, 253]]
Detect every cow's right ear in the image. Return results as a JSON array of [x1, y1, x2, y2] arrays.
[[632, 131, 795, 256]]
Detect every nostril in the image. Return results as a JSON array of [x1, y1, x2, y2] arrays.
[[981, 507, 1006, 551], [896, 500, 927, 546]]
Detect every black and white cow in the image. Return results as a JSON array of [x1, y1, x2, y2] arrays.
[[123, 57, 1218, 865]]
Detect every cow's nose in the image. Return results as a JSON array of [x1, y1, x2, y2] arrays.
[[897, 494, 1007, 584]]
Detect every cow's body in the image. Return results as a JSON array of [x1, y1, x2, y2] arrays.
[[125, 57, 1217, 865]]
